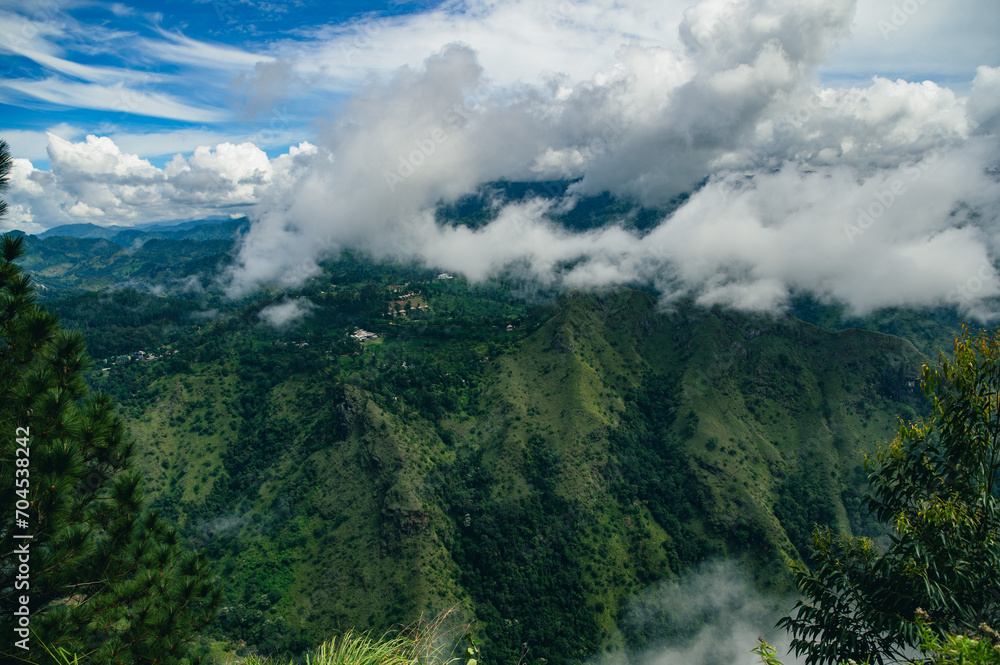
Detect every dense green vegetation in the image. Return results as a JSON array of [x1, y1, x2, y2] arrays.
[[780, 329, 1000, 665], [0, 232, 219, 663], [756, 619, 1000, 665], [436, 180, 674, 233], [7, 218, 973, 664]]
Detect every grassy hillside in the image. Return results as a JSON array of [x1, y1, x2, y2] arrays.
[[437, 290, 928, 660], [12, 229, 961, 663], [69, 276, 927, 664], [15, 221, 243, 296]]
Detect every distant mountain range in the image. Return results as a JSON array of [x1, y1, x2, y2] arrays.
[[35, 216, 249, 244], [28, 177, 691, 246]]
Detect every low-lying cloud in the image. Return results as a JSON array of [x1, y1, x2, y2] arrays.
[[218, 0, 1000, 317], [598, 559, 802, 665], [258, 297, 317, 328], [7, 0, 1000, 318]]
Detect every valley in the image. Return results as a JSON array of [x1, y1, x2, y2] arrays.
[[15, 221, 961, 663]]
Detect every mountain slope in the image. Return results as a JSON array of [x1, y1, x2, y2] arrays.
[[440, 290, 926, 658], [81, 281, 928, 663]]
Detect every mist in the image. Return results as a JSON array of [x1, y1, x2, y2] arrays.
[[5, 0, 999, 317], [258, 297, 317, 328], [595, 560, 803, 665], [217, 0, 1000, 317]]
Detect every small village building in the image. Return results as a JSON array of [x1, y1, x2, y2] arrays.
[[351, 329, 379, 342]]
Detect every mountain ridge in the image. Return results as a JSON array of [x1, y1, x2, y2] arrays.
[[12, 226, 952, 662]]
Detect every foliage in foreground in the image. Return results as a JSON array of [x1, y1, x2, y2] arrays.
[[779, 328, 1000, 664], [0, 232, 220, 663], [755, 617, 1000, 665], [238, 609, 482, 665]]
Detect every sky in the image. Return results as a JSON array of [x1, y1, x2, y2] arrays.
[[2, 0, 1000, 315]]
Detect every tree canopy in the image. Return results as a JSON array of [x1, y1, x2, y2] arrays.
[[779, 328, 1000, 665], [0, 139, 9, 219], [0, 151, 219, 663]]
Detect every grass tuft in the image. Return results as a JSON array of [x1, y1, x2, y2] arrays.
[[238, 607, 478, 665]]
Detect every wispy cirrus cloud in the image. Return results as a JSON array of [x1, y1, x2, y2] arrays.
[[142, 30, 273, 71], [0, 4, 265, 125], [1, 78, 229, 123]]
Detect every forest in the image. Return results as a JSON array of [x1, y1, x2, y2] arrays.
[[2, 217, 997, 665]]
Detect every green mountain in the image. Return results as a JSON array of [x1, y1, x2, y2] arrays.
[[38, 217, 247, 243], [37, 222, 134, 239], [16, 235, 236, 296], [11, 228, 966, 663]]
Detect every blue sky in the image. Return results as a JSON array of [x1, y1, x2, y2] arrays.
[[2, 0, 1000, 316], [3, 0, 997, 167], [1, 1, 458, 165]]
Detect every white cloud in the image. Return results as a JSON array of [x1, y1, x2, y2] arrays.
[[218, 0, 1000, 319], [143, 30, 273, 71], [641, 152, 1000, 314], [1, 77, 229, 123], [49, 134, 160, 178], [264, 0, 997, 97], [0, 124, 84, 162], [276, 0, 692, 94], [0, 126, 310, 163], [616, 560, 805, 665], [257, 297, 316, 327], [187, 142, 271, 183], [0, 202, 43, 234], [5, 134, 317, 227], [68, 201, 106, 218], [6, 0, 1000, 320], [969, 65, 1000, 135]]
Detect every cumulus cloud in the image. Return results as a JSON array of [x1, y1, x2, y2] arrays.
[[6, 134, 317, 226], [969, 65, 1000, 135], [257, 297, 317, 328], [7, 0, 1000, 318], [217, 0, 1000, 319]]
